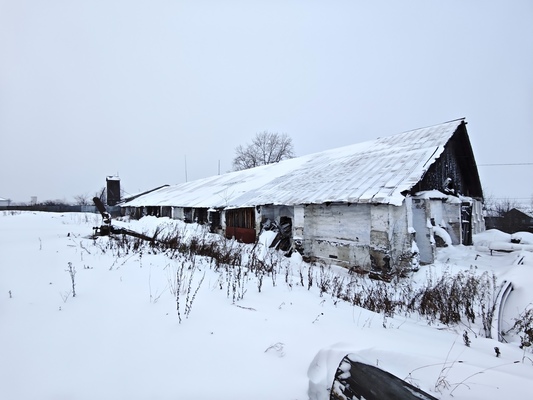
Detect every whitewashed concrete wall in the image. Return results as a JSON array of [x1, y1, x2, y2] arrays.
[[293, 205, 304, 240], [471, 199, 485, 234], [368, 203, 411, 270], [255, 207, 262, 233], [411, 198, 433, 264], [221, 210, 227, 231], [442, 201, 462, 244], [388, 203, 411, 269], [303, 203, 372, 267], [369, 205, 390, 268], [172, 207, 184, 220]]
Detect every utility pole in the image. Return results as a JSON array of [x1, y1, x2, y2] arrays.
[[184, 155, 188, 182]]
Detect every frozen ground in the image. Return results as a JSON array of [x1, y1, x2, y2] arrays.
[[1, 212, 532, 399]]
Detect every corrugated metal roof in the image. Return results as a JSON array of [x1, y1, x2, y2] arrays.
[[123, 119, 465, 208]]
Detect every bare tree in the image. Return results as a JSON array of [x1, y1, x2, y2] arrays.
[[73, 193, 90, 206], [496, 198, 521, 216], [233, 132, 295, 171], [484, 193, 521, 217], [41, 199, 70, 206]]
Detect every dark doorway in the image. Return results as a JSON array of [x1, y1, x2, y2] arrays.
[[461, 203, 472, 245]]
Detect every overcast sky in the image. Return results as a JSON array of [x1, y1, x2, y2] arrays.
[[1, 0, 532, 206]]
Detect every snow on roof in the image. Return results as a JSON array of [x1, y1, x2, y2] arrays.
[[123, 119, 466, 209], [120, 185, 170, 204], [413, 190, 463, 203]]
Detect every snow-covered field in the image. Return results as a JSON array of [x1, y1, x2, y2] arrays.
[[1, 212, 532, 399]]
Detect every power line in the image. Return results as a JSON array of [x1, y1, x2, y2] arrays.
[[490, 197, 531, 200], [478, 162, 533, 166]]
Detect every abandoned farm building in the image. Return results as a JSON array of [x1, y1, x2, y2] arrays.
[[485, 208, 533, 234], [121, 118, 484, 270]]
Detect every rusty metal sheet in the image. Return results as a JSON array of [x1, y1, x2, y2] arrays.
[[225, 227, 256, 244]]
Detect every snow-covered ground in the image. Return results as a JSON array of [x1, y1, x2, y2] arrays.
[[1, 212, 532, 399]]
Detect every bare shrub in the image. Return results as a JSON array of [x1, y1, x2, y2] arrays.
[[318, 265, 332, 297], [511, 307, 533, 350], [89, 220, 502, 334], [407, 268, 497, 328], [66, 262, 76, 297], [168, 255, 205, 323]]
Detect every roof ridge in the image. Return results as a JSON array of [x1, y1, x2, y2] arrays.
[[397, 117, 465, 135]]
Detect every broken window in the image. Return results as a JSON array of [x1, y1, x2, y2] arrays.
[[226, 208, 255, 229]]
